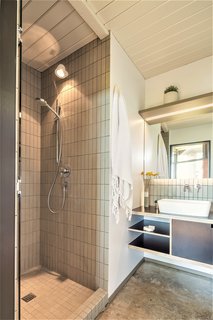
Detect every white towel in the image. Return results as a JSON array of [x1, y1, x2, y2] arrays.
[[157, 133, 169, 178], [112, 86, 133, 223]]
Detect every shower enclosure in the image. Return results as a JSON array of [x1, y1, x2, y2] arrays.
[[1, 1, 110, 318], [19, 31, 110, 320]]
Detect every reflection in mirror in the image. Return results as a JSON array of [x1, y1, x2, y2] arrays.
[[170, 141, 210, 179], [144, 111, 213, 179]]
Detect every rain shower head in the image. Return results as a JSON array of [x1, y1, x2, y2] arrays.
[[35, 97, 60, 119], [55, 64, 68, 79]]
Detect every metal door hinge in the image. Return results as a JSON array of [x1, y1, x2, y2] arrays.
[[17, 179, 21, 195], [17, 25, 22, 44]]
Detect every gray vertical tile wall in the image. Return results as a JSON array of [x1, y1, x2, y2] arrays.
[[21, 63, 41, 273], [149, 178, 213, 206], [40, 37, 110, 290]]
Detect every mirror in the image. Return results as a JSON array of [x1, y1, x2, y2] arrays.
[[144, 106, 213, 179]]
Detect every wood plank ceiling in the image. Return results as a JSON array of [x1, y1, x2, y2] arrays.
[[22, 0, 212, 78], [22, 0, 97, 71], [87, 0, 212, 78]]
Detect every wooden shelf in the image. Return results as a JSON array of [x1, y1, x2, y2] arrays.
[[129, 229, 170, 238], [128, 245, 171, 258], [129, 220, 170, 238], [139, 92, 213, 124], [129, 234, 170, 255]]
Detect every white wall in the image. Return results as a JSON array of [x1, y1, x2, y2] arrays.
[[109, 34, 145, 297], [145, 56, 213, 108]]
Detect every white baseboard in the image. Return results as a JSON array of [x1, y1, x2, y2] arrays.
[[144, 253, 212, 278]]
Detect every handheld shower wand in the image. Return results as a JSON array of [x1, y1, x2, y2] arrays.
[[35, 98, 60, 119]]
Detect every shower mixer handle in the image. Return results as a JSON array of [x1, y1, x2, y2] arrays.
[[63, 180, 68, 190], [60, 166, 71, 178]]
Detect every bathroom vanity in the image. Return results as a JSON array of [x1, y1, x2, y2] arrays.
[[129, 207, 213, 266], [134, 92, 213, 271]]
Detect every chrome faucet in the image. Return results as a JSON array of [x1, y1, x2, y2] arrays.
[[184, 184, 190, 192], [194, 183, 201, 193]]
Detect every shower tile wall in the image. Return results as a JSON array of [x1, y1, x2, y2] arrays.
[[40, 37, 110, 290], [21, 64, 41, 274], [149, 178, 213, 206]]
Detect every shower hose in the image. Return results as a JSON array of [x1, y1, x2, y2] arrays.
[[47, 118, 67, 214]]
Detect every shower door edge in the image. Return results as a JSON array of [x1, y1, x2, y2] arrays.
[[0, 0, 19, 319], [16, 0, 22, 319]]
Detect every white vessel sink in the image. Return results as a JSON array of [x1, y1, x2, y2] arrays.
[[158, 199, 211, 218]]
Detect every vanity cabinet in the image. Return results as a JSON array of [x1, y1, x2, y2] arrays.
[[172, 220, 213, 265], [129, 209, 213, 267]]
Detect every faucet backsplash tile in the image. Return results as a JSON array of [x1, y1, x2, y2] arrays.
[[149, 179, 213, 206]]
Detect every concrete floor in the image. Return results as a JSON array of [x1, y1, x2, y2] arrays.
[[99, 261, 213, 320]]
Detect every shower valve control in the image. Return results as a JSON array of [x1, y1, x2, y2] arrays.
[[60, 167, 71, 178]]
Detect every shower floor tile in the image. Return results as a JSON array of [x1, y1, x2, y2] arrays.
[[21, 270, 94, 319]]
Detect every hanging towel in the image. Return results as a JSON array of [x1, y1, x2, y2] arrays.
[[112, 86, 133, 223], [157, 133, 169, 178]]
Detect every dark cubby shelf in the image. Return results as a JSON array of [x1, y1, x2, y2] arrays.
[[129, 233, 170, 254], [129, 219, 170, 236]]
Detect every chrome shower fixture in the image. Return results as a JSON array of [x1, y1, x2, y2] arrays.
[[35, 97, 60, 119], [55, 64, 68, 79], [35, 96, 67, 214]]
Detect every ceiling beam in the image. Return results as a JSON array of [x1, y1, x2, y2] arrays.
[[68, 0, 109, 40]]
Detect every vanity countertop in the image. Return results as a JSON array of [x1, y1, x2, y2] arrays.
[[133, 206, 213, 224]]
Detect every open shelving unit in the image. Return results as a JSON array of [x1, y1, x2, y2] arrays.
[[129, 234, 170, 254], [128, 216, 171, 255]]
